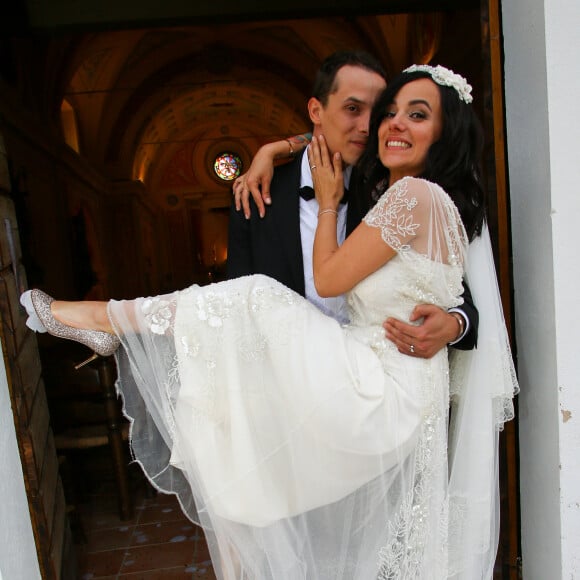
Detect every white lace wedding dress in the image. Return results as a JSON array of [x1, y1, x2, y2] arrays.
[[108, 177, 471, 579]]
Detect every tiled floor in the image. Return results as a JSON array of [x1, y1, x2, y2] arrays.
[[72, 462, 217, 579], [71, 459, 507, 579]]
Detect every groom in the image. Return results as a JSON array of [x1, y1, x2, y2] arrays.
[[227, 51, 478, 355]]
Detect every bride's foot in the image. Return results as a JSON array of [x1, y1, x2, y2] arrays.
[[21, 289, 119, 368]]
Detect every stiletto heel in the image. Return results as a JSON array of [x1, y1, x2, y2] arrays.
[[74, 352, 99, 370], [26, 289, 120, 366]]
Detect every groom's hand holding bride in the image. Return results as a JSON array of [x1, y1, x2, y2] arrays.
[[384, 304, 462, 358]]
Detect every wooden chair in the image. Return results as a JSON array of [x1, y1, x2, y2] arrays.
[[42, 344, 133, 522]]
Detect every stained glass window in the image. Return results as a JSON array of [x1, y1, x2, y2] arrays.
[[213, 152, 242, 181]]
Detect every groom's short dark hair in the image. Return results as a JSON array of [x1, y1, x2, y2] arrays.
[[312, 50, 387, 106]]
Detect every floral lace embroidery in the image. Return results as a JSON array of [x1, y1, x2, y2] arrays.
[[142, 297, 174, 334], [363, 177, 419, 252], [377, 366, 449, 579], [442, 194, 468, 270], [165, 278, 302, 423], [161, 353, 180, 436], [194, 289, 235, 327], [364, 177, 468, 268]]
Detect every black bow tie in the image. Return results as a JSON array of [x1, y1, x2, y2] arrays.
[[299, 186, 350, 204]]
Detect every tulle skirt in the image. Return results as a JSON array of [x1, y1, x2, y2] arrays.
[[108, 275, 451, 579]]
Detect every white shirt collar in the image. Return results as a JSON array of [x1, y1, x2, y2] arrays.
[[300, 151, 353, 191]]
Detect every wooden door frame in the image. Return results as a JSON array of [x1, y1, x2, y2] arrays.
[[482, 0, 520, 577]]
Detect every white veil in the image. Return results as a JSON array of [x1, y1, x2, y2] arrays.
[[447, 223, 519, 578]]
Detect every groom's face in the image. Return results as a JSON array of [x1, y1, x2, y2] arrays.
[[308, 64, 386, 166]]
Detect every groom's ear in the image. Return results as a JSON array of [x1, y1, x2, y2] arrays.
[[308, 97, 323, 126]]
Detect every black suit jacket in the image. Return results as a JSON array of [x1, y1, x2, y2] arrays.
[[227, 153, 478, 349]]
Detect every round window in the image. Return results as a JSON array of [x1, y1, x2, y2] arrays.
[[213, 152, 242, 181]]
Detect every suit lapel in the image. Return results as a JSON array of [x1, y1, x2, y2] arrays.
[[270, 156, 305, 295], [267, 160, 368, 294], [346, 167, 367, 236]]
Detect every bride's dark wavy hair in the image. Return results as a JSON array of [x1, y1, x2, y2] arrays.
[[358, 69, 486, 240]]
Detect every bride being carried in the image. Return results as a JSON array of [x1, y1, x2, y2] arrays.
[[22, 59, 517, 579]]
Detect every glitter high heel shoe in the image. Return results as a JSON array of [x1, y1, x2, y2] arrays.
[[26, 289, 120, 369]]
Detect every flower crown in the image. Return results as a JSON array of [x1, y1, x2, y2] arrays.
[[403, 64, 473, 104]]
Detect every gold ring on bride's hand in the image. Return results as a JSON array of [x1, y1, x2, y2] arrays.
[[310, 165, 317, 170]]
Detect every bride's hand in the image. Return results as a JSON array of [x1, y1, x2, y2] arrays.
[[308, 135, 343, 211]]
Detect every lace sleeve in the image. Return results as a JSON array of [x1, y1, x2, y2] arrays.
[[363, 176, 467, 267]]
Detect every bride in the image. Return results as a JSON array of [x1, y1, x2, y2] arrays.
[[22, 65, 517, 579]]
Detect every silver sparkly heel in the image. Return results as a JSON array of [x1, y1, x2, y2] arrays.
[[29, 289, 120, 369]]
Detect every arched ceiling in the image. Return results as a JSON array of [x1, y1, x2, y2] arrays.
[[53, 14, 443, 206]]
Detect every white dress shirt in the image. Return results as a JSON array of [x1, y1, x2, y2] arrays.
[[299, 154, 352, 324]]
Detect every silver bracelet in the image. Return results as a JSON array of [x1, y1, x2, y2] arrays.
[[318, 209, 338, 218]]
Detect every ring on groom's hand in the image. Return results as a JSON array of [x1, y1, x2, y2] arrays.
[[310, 165, 317, 170]]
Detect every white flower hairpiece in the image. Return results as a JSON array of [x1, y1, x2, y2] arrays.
[[403, 64, 473, 104]]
